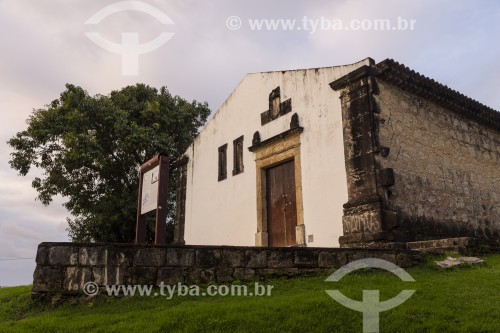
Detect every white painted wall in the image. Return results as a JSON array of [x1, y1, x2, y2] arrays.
[[183, 59, 372, 247]]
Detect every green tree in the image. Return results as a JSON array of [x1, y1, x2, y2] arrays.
[[8, 83, 210, 243]]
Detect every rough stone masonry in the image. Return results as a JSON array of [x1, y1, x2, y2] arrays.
[[330, 58, 499, 248], [32, 242, 421, 297]]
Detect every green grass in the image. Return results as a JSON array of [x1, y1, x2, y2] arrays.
[[1, 254, 499, 332]]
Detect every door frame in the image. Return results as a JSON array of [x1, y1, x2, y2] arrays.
[[252, 130, 305, 247]]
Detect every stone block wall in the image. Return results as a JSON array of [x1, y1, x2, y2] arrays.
[[375, 81, 500, 241], [330, 59, 499, 247], [32, 242, 422, 296]]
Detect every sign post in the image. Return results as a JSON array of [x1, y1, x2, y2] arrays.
[[135, 153, 169, 244]]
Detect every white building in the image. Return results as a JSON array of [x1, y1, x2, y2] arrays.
[[173, 58, 373, 247], [172, 56, 500, 250]]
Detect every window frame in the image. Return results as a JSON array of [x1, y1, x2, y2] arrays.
[[232, 135, 244, 176], [218, 143, 228, 181]]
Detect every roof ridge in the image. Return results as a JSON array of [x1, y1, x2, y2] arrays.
[[249, 58, 374, 75]]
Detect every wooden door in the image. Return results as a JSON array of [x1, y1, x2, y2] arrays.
[[266, 160, 297, 247]]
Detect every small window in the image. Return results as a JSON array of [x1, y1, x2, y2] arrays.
[[233, 135, 244, 176], [218, 144, 227, 181]]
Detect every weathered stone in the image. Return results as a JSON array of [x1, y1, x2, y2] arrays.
[[396, 253, 413, 268], [195, 249, 221, 268], [319, 251, 348, 268], [49, 246, 79, 266], [127, 267, 158, 285], [336, 252, 349, 267], [376, 253, 397, 264], [106, 247, 133, 267], [435, 256, 484, 269], [411, 254, 424, 264], [64, 267, 92, 292], [295, 224, 306, 246], [294, 250, 317, 268], [79, 247, 107, 266], [377, 80, 499, 243], [93, 266, 124, 286], [233, 268, 256, 280], [32, 243, 424, 298], [166, 248, 194, 266], [348, 251, 366, 262], [342, 205, 383, 235], [187, 268, 215, 284], [216, 268, 234, 283], [268, 250, 293, 268], [246, 250, 267, 268], [257, 268, 299, 278], [406, 237, 476, 251], [339, 233, 364, 245], [221, 249, 245, 267], [35, 245, 49, 265], [157, 267, 185, 285], [435, 257, 461, 269], [32, 267, 63, 292], [298, 268, 324, 276], [318, 251, 335, 268], [332, 64, 500, 247], [134, 248, 166, 267], [459, 256, 484, 265]]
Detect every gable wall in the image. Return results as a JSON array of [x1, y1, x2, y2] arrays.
[[183, 59, 372, 246]]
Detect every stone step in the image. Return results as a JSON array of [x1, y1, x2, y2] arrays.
[[408, 246, 470, 254], [406, 237, 475, 249], [405, 237, 476, 254]]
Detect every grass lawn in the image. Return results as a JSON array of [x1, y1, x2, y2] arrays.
[[0, 253, 499, 333]]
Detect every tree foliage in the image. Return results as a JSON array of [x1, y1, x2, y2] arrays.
[[8, 83, 210, 243]]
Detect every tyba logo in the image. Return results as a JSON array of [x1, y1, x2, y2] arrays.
[[84, 1, 174, 75], [325, 258, 416, 333]]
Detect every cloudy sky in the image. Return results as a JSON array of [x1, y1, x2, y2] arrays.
[[0, 0, 498, 286]]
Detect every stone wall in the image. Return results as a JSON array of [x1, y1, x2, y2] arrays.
[[330, 59, 499, 247], [32, 242, 422, 296], [375, 82, 500, 241]]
